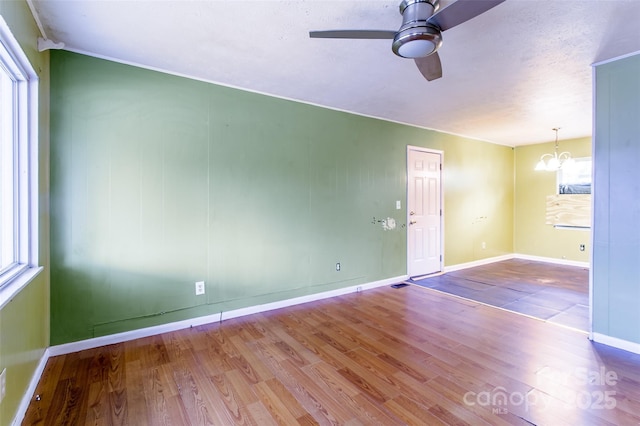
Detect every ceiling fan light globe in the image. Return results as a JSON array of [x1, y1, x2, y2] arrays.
[[398, 39, 436, 58], [392, 26, 442, 58]]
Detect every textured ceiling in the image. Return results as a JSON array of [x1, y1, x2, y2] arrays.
[[29, 0, 640, 146]]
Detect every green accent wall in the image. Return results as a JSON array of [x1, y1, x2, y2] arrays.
[[0, 1, 50, 425], [50, 50, 514, 345], [593, 53, 640, 344], [514, 137, 592, 262]]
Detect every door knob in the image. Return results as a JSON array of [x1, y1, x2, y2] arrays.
[[410, 211, 416, 216], [409, 220, 417, 225]]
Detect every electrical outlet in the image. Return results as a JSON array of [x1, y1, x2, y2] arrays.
[[1, 368, 6, 403], [195, 281, 205, 295], [481, 241, 486, 250], [336, 263, 341, 271], [580, 244, 586, 251]]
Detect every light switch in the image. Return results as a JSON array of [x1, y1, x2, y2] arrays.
[[396, 200, 401, 210]]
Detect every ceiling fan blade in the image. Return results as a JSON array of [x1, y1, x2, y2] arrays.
[[309, 30, 396, 39], [427, 0, 506, 31], [415, 53, 443, 81]]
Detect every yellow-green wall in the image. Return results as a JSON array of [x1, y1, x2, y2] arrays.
[[514, 137, 592, 262], [0, 1, 50, 425], [444, 140, 514, 265]]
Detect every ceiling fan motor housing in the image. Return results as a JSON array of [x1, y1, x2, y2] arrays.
[[392, 0, 443, 58]]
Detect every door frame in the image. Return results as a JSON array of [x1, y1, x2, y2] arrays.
[[406, 145, 445, 277]]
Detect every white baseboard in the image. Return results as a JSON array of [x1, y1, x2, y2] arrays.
[[443, 254, 515, 273], [12, 348, 49, 426], [443, 253, 590, 273], [592, 333, 640, 355], [513, 253, 590, 268], [47, 312, 224, 357]]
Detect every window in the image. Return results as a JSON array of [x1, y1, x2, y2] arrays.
[[0, 17, 39, 297], [558, 157, 592, 194]]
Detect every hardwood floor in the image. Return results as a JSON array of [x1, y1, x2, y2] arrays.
[[23, 284, 639, 425], [410, 259, 589, 331]]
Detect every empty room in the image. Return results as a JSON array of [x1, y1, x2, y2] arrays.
[[1, 1, 640, 425]]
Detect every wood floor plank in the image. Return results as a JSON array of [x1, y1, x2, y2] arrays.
[[262, 325, 323, 365], [43, 355, 93, 425], [384, 394, 447, 426], [123, 358, 148, 426], [171, 364, 222, 425], [345, 348, 403, 386], [315, 316, 384, 356], [315, 343, 402, 403], [270, 317, 329, 359], [277, 359, 358, 424], [84, 380, 109, 425], [252, 380, 308, 426], [171, 348, 232, 425], [22, 261, 640, 426], [228, 334, 276, 382], [303, 361, 361, 399], [246, 341, 320, 422], [351, 393, 406, 426], [108, 388, 128, 426], [142, 365, 188, 426], [193, 338, 235, 376], [245, 400, 279, 426], [208, 327, 243, 359], [224, 369, 260, 406], [336, 366, 390, 405], [138, 334, 171, 369], [107, 344, 126, 393], [263, 377, 312, 421], [207, 372, 253, 425], [302, 361, 402, 425]]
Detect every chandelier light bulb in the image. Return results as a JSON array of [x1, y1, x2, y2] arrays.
[[534, 128, 572, 172]]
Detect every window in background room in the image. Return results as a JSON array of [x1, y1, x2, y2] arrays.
[[558, 157, 592, 194], [0, 17, 39, 292]]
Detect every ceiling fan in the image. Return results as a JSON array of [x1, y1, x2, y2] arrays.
[[309, 0, 506, 81]]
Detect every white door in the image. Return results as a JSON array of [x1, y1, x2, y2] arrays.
[[407, 147, 442, 277]]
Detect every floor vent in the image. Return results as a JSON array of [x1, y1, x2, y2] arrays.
[[390, 283, 409, 289]]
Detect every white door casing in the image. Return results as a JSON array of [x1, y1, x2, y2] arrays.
[[407, 147, 443, 277]]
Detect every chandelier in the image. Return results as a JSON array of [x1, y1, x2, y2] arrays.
[[535, 128, 573, 171]]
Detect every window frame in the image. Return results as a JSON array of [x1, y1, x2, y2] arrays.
[[557, 156, 592, 195], [0, 16, 41, 309]]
